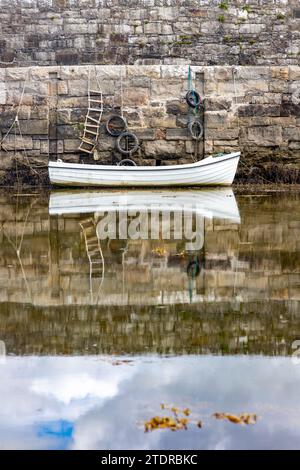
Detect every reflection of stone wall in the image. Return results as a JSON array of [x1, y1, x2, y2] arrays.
[[0, 194, 299, 307], [0, 65, 299, 179], [0, 300, 299, 356], [0, 0, 299, 67]]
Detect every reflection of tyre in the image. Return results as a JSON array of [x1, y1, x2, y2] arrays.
[[106, 115, 127, 137], [188, 120, 203, 140], [116, 131, 139, 155], [186, 90, 201, 108], [187, 259, 200, 278]]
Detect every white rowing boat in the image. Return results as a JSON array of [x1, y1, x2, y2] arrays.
[[48, 152, 240, 187]]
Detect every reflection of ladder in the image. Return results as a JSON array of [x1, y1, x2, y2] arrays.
[[79, 88, 103, 155], [79, 217, 105, 301]]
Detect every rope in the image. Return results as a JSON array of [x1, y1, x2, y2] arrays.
[[2, 200, 36, 302], [0, 68, 40, 174], [232, 66, 241, 148], [187, 65, 193, 125], [187, 66, 202, 162]]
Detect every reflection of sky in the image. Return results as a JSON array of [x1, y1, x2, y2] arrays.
[[0, 355, 300, 449]]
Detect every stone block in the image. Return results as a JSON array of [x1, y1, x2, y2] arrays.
[[239, 23, 265, 34], [123, 88, 150, 106], [60, 66, 89, 80], [290, 66, 300, 81], [20, 120, 48, 135], [150, 116, 176, 128], [143, 140, 184, 157], [40, 141, 49, 154], [271, 67, 289, 80], [238, 105, 281, 118], [68, 79, 90, 97], [0, 83, 6, 105], [57, 109, 71, 124], [205, 127, 239, 140], [247, 126, 283, 146], [151, 80, 183, 101], [133, 128, 156, 140], [144, 22, 162, 34], [165, 128, 189, 140], [1, 135, 33, 150], [283, 127, 300, 141], [64, 139, 81, 152], [56, 50, 80, 65], [161, 65, 192, 79], [205, 111, 229, 128], [166, 100, 187, 115], [126, 65, 161, 79], [57, 80, 69, 95]]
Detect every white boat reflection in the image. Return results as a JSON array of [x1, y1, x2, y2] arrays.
[[49, 189, 240, 305], [49, 188, 240, 223]]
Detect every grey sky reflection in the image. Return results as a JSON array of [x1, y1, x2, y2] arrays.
[[0, 355, 300, 449]]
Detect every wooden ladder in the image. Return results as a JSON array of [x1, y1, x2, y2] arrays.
[[79, 89, 103, 155], [79, 217, 105, 301]]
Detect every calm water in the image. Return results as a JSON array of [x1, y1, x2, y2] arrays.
[[0, 189, 299, 450]]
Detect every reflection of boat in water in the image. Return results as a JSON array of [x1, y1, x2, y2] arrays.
[[49, 189, 241, 305], [48, 152, 240, 187], [49, 188, 240, 223]]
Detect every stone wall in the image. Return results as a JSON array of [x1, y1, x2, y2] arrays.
[[0, 0, 299, 67], [0, 64, 299, 176]]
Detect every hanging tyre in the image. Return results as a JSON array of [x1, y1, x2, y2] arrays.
[[106, 115, 127, 137], [188, 120, 203, 140], [186, 90, 201, 109], [116, 131, 139, 155]]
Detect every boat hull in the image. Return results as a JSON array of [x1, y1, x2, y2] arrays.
[[48, 152, 240, 187]]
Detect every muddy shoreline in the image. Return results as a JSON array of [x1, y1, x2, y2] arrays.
[[0, 159, 300, 192]]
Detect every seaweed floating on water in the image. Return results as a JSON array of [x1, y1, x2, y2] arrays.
[[151, 247, 167, 256], [144, 404, 194, 432], [212, 412, 257, 425], [111, 359, 133, 366], [144, 415, 189, 432], [144, 406, 257, 432]]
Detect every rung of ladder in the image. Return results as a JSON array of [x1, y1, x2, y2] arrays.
[[87, 239, 99, 245], [88, 243, 99, 253], [86, 116, 101, 124], [81, 219, 94, 226], [85, 123, 100, 128], [80, 137, 95, 144], [90, 99, 103, 103], [81, 138, 96, 145], [84, 129, 98, 136], [88, 107, 103, 113], [89, 90, 102, 94], [91, 260, 103, 265]]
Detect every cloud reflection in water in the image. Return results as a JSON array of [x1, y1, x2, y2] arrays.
[[0, 355, 300, 449]]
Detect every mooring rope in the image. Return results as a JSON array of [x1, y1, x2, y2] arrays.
[[0, 67, 40, 174]]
